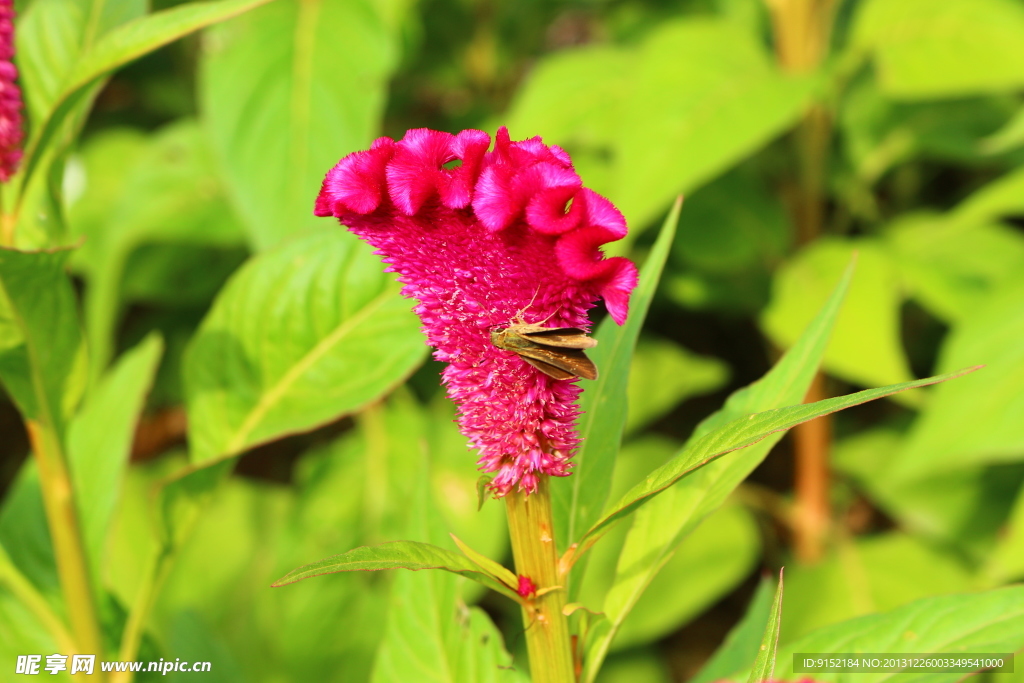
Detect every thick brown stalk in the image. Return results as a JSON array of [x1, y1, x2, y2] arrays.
[[765, 0, 839, 562], [792, 373, 831, 562], [505, 475, 575, 683]]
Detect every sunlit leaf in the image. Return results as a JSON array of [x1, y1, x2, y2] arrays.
[[852, 0, 1024, 99], [184, 231, 426, 465], [200, 0, 406, 249]]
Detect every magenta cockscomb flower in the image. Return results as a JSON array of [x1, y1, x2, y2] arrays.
[[0, 0, 22, 182], [315, 127, 637, 496]]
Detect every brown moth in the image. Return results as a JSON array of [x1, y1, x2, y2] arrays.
[[490, 320, 599, 381]]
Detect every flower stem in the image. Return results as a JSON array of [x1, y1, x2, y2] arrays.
[[26, 420, 107, 678], [504, 476, 575, 683]]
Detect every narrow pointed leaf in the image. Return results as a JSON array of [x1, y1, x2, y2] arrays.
[[691, 577, 778, 683], [450, 534, 518, 591], [553, 197, 681, 554], [68, 333, 162, 584], [748, 570, 784, 683], [271, 540, 518, 602], [581, 366, 980, 547]]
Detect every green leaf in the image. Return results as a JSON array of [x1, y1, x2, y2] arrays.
[[552, 197, 680, 557], [370, 469, 524, 683], [580, 260, 854, 675], [0, 462, 58, 597], [184, 230, 427, 465], [983, 483, 1024, 584], [18, 0, 274, 198], [884, 214, 1024, 324], [16, 0, 146, 125], [450, 533, 518, 592], [200, 0, 405, 250], [762, 238, 915, 400], [271, 540, 514, 598], [690, 578, 778, 683], [851, 0, 1024, 99], [69, 121, 246, 380], [748, 570, 784, 683], [782, 533, 974, 644], [506, 19, 815, 231], [771, 587, 1024, 683], [67, 333, 163, 585], [0, 246, 85, 436], [575, 501, 760, 653], [980, 104, 1024, 154], [583, 366, 976, 546], [889, 278, 1024, 479]]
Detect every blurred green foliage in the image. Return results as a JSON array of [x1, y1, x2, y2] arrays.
[[2, 0, 1024, 681]]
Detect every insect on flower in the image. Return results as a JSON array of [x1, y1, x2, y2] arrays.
[[490, 319, 598, 381]]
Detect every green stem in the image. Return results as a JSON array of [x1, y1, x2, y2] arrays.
[[26, 421, 107, 679], [505, 476, 576, 683], [110, 547, 174, 683], [0, 543, 76, 654]]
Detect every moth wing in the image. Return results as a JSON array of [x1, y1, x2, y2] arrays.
[[517, 346, 599, 381], [520, 327, 598, 349], [521, 356, 577, 381]]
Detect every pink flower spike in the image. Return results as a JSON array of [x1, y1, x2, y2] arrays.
[[0, 0, 24, 182], [315, 128, 637, 496]]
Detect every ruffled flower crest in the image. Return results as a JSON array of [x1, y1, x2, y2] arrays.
[[316, 127, 637, 495]]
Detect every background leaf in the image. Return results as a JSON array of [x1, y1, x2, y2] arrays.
[[0, 247, 84, 436], [200, 0, 406, 250], [66, 333, 162, 587], [761, 238, 915, 399], [505, 18, 815, 231], [771, 587, 1024, 683], [184, 231, 427, 465], [852, 0, 1024, 99]]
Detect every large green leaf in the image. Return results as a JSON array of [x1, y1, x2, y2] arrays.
[[200, 0, 406, 250], [184, 231, 427, 465], [17, 0, 274, 198], [851, 0, 1024, 99], [770, 587, 1024, 683], [762, 238, 915, 400], [68, 121, 246, 379], [0, 247, 84, 437], [505, 19, 815, 231], [67, 333, 163, 586], [552, 198, 679, 556], [889, 278, 1024, 478]]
